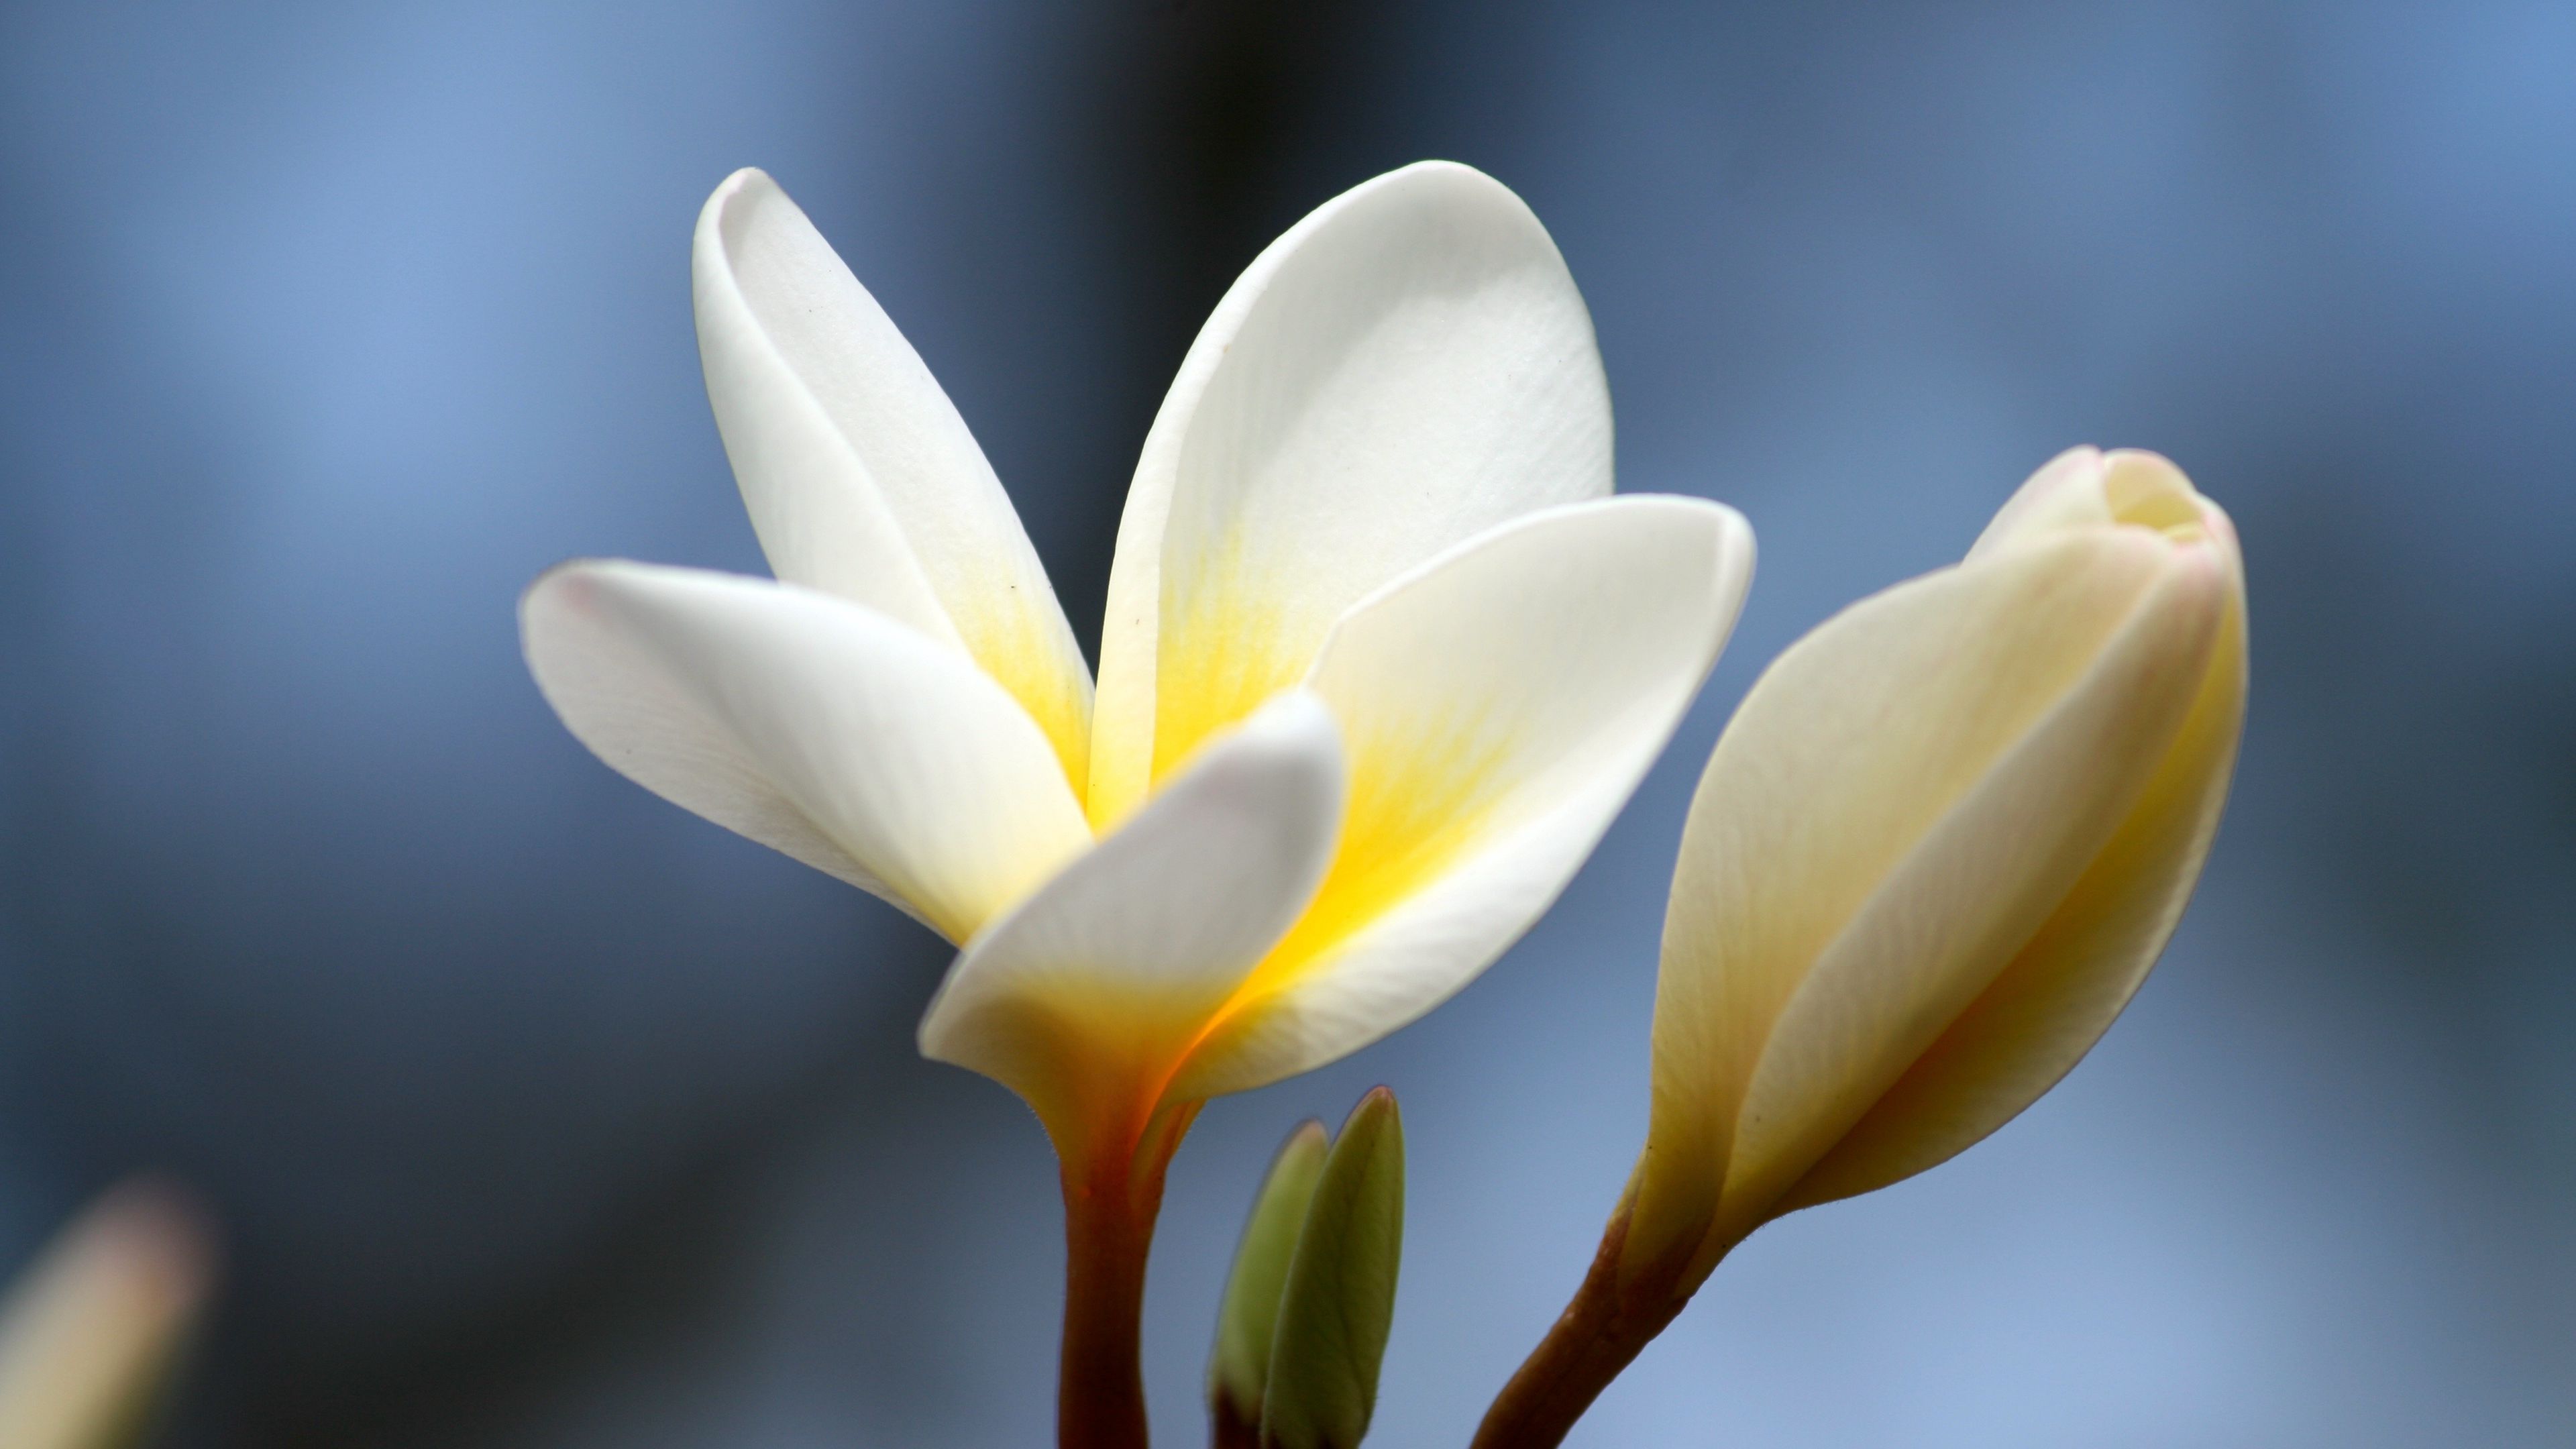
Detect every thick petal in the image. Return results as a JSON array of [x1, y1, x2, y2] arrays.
[[694, 168, 1091, 791], [1721, 542, 2222, 1230], [1171, 497, 1753, 1101], [916, 693, 1345, 1148], [1633, 529, 2224, 1263], [1088, 161, 1613, 828], [1966, 445, 2114, 557], [521, 560, 1089, 942], [1970, 447, 2212, 560], [1774, 508, 2247, 1212]]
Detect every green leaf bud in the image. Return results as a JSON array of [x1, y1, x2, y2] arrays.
[[1260, 1087, 1404, 1449]]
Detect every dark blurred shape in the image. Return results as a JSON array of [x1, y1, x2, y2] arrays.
[[1061, 0, 1401, 652]]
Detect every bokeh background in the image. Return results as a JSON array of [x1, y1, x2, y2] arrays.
[[1, 2, 2569, 1445]]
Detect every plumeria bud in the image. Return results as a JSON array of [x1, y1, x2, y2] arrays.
[[1209, 1120, 1331, 1444], [0, 1181, 217, 1449], [1628, 447, 2245, 1282], [1260, 1089, 1405, 1449], [1474, 449, 2247, 1449]]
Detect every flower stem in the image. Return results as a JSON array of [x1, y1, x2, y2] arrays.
[[1057, 1103, 1198, 1449], [1060, 1180, 1153, 1449], [1467, 1207, 1696, 1449]]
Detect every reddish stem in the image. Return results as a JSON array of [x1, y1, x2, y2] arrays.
[[1057, 1104, 1197, 1449], [1468, 1208, 1699, 1449]]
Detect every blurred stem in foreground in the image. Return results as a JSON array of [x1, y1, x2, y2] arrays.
[[0, 1180, 217, 1449]]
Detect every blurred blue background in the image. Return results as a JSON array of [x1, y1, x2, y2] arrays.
[[1, 2, 2569, 1444]]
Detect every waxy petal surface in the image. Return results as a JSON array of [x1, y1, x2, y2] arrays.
[[1971, 447, 2210, 560], [522, 561, 1089, 943], [1088, 161, 1613, 828], [695, 168, 1092, 792], [916, 694, 1346, 1148], [1173, 496, 1753, 1100], [1638, 528, 2224, 1257], [1778, 504, 2246, 1212]]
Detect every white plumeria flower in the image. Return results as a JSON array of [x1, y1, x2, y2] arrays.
[[521, 162, 1753, 1173]]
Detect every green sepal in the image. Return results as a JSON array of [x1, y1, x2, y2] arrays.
[[1259, 1087, 1405, 1449], [1208, 1118, 1331, 1436]]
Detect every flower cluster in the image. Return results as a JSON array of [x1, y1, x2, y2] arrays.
[[519, 162, 2247, 1449]]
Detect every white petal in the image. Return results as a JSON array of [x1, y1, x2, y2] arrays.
[[1638, 531, 2224, 1244], [1775, 515, 2247, 1212], [1970, 447, 2217, 560], [1170, 497, 1753, 1100], [1966, 445, 2112, 558], [694, 169, 1092, 791], [1088, 161, 1613, 828], [521, 560, 1089, 942], [916, 694, 1345, 1146]]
